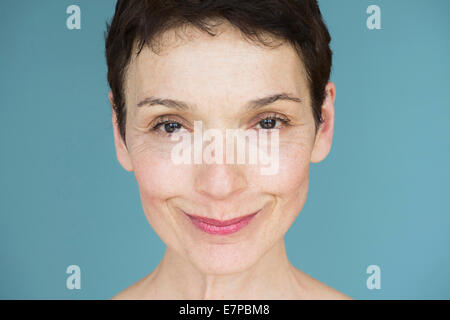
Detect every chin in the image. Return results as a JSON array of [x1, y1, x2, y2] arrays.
[[185, 241, 264, 275]]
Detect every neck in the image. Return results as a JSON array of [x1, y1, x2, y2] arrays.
[[146, 237, 303, 299]]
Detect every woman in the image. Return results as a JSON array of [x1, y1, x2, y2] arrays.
[[105, 0, 351, 299]]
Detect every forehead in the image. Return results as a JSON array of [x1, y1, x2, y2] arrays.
[[124, 23, 310, 109]]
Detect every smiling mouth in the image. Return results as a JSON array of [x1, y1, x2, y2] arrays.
[[184, 210, 260, 235]]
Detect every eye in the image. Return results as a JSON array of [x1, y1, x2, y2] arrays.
[[150, 115, 188, 136], [154, 121, 183, 133], [255, 114, 290, 130]]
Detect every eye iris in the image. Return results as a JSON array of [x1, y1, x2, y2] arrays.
[[260, 118, 277, 129], [164, 122, 181, 133]]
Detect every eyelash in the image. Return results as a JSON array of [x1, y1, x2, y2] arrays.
[[150, 113, 291, 136], [150, 116, 187, 136], [253, 113, 291, 130]]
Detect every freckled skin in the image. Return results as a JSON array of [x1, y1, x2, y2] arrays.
[[109, 21, 350, 300]]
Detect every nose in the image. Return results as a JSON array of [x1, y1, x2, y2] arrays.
[[194, 163, 248, 200]]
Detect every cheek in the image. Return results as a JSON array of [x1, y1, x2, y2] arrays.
[[259, 138, 311, 196], [130, 143, 190, 211], [251, 138, 312, 233], [130, 148, 193, 245], [277, 144, 311, 221]]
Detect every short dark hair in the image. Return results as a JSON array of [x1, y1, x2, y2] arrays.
[[105, 0, 332, 143]]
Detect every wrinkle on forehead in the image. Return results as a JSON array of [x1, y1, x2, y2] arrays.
[[123, 19, 310, 119], [125, 18, 295, 84]]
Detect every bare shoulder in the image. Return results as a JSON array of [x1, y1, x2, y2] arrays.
[[291, 267, 353, 300], [111, 278, 146, 300], [111, 272, 157, 300]]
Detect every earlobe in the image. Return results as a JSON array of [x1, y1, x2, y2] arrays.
[[310, 82, 335, 163], [109, 91, 134, 172]]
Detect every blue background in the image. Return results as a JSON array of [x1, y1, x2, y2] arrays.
[[1, 0, 449, 299]]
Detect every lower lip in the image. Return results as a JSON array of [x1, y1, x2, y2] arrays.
[[185, 212, 259, 235]]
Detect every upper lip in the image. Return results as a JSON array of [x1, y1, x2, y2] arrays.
[[184, 211, 260, 227]]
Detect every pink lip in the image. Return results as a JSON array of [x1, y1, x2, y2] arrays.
[[184, 211, 260, 235]]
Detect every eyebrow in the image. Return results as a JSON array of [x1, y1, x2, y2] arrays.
[[136, 92, 301, 111], [246, 93, 302, 110], [137, 97, 190, 110]]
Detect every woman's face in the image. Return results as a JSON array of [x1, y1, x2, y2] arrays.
[[111, 24, 334, 274]]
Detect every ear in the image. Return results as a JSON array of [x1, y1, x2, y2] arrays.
[[311, 82, 336, 163], [109, 91, 133, 172]]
